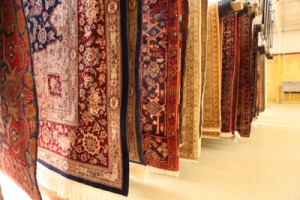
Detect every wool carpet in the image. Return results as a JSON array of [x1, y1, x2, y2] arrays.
[[180, 0, 201, 161], [251, 25, 259, 119], [220, 14, 237, 135], [23, 0, 129, 196], [237, 14, 253, 137], [231, 15, 241, 134], [202, 2, 222, 138], [140, 0, 181, 172], [127, 0, 145, 164], [178, 0, 189, 146], [0, 0, 41, 199], [200, 0, 208, 137], [259, 55, 266, 112]]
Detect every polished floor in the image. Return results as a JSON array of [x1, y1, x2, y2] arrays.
[[1, 103, 300, 200]]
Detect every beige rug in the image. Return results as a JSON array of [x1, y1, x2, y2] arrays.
[[202, 2, 222, 138], [200, 0, 208, 137], [180, 0, 202, 160], [127, 0, 145, 164]]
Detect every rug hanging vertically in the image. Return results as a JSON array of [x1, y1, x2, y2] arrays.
[[259, 55, 266, 112], [220, 14, 237, 135], [0, 0, 41, 199], [251, 24, 259, 119], [257, 54, 263, 113], [140, 0, 181, 172], [231, 15, 241, 133], [256, 53, 261, 117], [23, 0, 129, 195], [127, 0, 145, 164], [200, 0, 208, 136], [202, 2, 221, 138], [237, 14, 253, 137], [178, 0, 189, 146], [180, 0, 201, 160]]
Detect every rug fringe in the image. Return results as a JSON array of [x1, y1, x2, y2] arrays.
[[37, 163, 124, 200], [220, 132, 234, 138], [129, 163, 148, 182], [146, 166, 180, 177]]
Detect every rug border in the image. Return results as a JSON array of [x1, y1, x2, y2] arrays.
[[37, 0, 130, 196]]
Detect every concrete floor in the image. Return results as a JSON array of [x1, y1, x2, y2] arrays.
[[1, 103, 300, 200]]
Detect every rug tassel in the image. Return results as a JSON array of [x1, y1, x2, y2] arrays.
[[146, 166, 180, 177], [37, 163, 124, 200], [129, 163, 148, 182], [220, 132, 234, 138], [233, 131, 241, 143]]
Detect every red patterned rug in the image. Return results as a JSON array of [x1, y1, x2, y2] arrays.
[[221, 14, 237, 134], [231, 16, 241, 134], [251, 24, 259, 119], [237, 14, 254, 137], [0, 0, 41, 199], [22, 0, 129, 196], [140, 0, 181, 172]]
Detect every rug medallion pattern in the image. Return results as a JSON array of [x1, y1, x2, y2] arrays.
[[23, 0, 129, 195]]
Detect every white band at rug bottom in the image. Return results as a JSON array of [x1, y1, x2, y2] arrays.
[[37, 163, 125, 200]]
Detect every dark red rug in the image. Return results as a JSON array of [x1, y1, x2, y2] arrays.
[[221, 14, 237, 134], [237, 14, 254, 137], [139, 0, 181, 171], [23, 0, 129, 195]]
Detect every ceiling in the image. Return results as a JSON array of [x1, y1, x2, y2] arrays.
[[277, 0, 300, 32]]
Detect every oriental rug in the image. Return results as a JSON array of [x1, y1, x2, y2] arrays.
[[0, 0, 41, 199], [23, 0, 129, 195], [221, 14, 237, 134], [251, 24, 259, 119], [256, 53, 261, 117], [127, 0, 145, 164], [257, 54, 263, 113], [178, 0, 189, 146], [237, 14, 253, 137], [140, 0, 181, 172], [180, 0, 201, 160], [259, 55, 266, 112], [231, 16, 241, 133], [202, 3, 221, 138], [200, 0, 208, 137]]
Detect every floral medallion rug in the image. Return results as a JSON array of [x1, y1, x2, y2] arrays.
[[23, 0, 129, 197]]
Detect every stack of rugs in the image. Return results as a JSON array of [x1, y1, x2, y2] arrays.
[[0, 0, 268, 199]]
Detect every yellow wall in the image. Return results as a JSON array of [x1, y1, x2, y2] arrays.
[[267, 53, 300, 103]]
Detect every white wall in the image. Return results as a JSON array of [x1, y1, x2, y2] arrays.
[[273, 30, 300, 54]]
